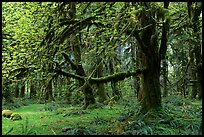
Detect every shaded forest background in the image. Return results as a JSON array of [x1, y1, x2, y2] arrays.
[[2, 2, 202, 119]]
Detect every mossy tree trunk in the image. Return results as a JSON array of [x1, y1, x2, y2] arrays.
[[192, 2, 202, 99], [141, 59, 161, 113], [70, 36, 95, 108], [160, 2, 170, 98], [139, 21, 162, 112], [96, 59, 108, 103], [56, 2, 95, 108], [132, 2, 169, 113], [188, 2, 202, 99], [45, 80, 54, 101]]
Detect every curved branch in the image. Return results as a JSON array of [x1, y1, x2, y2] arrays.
[[54, 16, 97, 44]]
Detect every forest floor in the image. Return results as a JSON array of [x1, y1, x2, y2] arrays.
[[2, 95, 202, 135]]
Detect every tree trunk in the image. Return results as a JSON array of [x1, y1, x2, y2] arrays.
[[133, 2, 164, 113], [96, 60, 108, 103], [187, 2, 202, 99], [45, 80, 54, 101], [19, 83, 25, 98], [30, 82, 36, 99], [3, 82, 13, 103], [140, 56, 162, 113], [71, 33, 95, 107], [162, 57, 168, 97], [192, 2, 202, 99], [14, 84, 19, 98]]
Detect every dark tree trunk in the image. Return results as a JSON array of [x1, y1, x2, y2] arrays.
[[57, 76, 64, 97], [192, 2, 202, 99], [140, 54, 162, 113], [159, 2, 170, 97], [70, 33, 95, 107], [59, 2, 95, 107], [30, 83, 36, 99], [188, 2, 202, 99], [3, 83, 14, 103], [162, 57, 168, 97], [14, 84, 19, 98], [19, 84, 25, 98], [45, 81, 54, 101], [132, 2, 168, 113]]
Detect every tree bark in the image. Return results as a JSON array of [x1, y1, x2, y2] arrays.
[[96, 60, 108, 103], [162, 57, 168, 97], [19, 82, 25, 98], [132, 2, 168, 113], [14, 84, 19, 98], [159, 2, 170, 97], [69, 33, 95, 108], [30, 82, 36, 99], [2, 81, 14, 103], [192, 2, 202, 99], [45, 80, 54, 101], [188, 2, 202, 99]]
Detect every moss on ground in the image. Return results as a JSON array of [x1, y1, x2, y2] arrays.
[[2, 96, 202, 135]]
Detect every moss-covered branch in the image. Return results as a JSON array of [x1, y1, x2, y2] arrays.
[[55, 68, 146, 84], [89, 69, 144, 83]]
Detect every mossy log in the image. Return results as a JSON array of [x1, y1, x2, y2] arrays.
[[2, 110, 13, 118]]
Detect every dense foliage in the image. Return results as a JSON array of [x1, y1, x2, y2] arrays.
[[2, 2, 202, 135]]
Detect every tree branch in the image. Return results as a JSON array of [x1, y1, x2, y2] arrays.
[[55, 68, 146, 84], [61, 52, 78, 70], [159, 2, 170, 61]]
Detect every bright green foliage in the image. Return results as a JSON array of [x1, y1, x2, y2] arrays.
[[2, 2, 202, 135], [2, 95, 201, 135]]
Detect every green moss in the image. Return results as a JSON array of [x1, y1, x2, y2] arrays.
[[10, 113, 22, 121], [2, 96, 202, 135], [2, 110, 13, 118]]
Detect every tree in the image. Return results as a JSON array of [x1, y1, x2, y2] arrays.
[[124, 2, 170, 113], [2, 2, 202, 114], [187, 2, 202, 99]]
